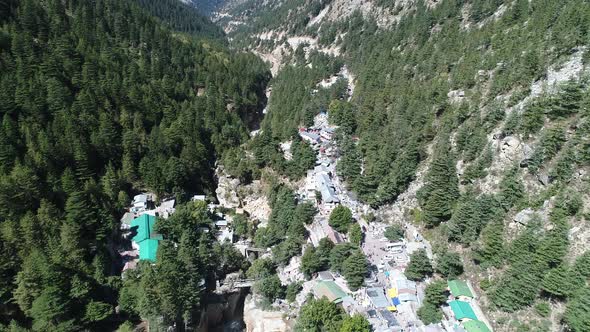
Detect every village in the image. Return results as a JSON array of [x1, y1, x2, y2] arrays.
[[115, 111, 494, 332], [284, 112, 494, 332]]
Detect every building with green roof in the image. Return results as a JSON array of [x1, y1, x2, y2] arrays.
[[448, 280, 474, 299], [449, 300, 478, 321], [131, 214, 156, 242], [463, 320, 492, 332], [130, 214, 161, 262], [313, 281, 347, 303]]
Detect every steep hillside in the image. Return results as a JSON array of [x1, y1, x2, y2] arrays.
[[218, 0, 590, 331], [0, 0, 269, 330], [181, 0, 230, 15], [136, 0, 225, 38]]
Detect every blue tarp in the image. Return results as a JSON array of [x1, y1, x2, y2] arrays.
[[392, 297, 401, 306], [384, 271, 390, 277]]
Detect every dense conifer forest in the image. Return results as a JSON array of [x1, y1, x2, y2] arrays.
[[135, 0, 225, 39], [1, 0, 590, 330], [219, 0, 590, 330], [0, 0, 269, 330]]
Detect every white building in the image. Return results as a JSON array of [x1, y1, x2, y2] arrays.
[[300, 131, 321, 145]]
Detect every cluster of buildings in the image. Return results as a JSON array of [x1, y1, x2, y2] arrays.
[[120, 193, 175, 271], [298, 112, 336, 148], [119, 193, 245, 272], [442, 280, 491, 332], [293, 112, 493, 331], [193, 194, 238, 244]]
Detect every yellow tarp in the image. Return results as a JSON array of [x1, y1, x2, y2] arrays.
[[387, 306, 397, 312], [387, 288, 398, 298]]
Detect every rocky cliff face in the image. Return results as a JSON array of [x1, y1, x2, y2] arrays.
[[242, 295, 292, 332], [216, 166, 271, 222]]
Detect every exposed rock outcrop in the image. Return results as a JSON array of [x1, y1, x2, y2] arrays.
[[216, 167, 271, 223], [242, 295, 292, 332]]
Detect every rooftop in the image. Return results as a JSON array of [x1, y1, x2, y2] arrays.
[[215, 219, 228, 227], [397, 293, 418, 303], [121, 212, 135, 225], [395, 278, 417, 292], [133, 194, 148, 203], [130, 214, 157, 243], [378, 309, 399, 327], [318, 271, 334, 281], [449, 300, 478, 321], [139, 238, 159, 262], [130, 214, 161, 261], [463, 320, 491, 332], [192, 195, 206, 201], [160, 199, 175, 210], [366, 287, 390, 308], [314, 281, 347, 303], [448, 280, 474, 298], [300, 131, 320, 141], [320, 185, 340, 203]]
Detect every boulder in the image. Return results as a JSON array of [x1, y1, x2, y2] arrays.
[[537, 172, 551, 186], [522, 143, 534, 160], [502, 136, 520, 150], [519, 158, 532, 168], [513, 200, 552, 225], [493, 132, 506, 140], [513, 208, 537, 225]]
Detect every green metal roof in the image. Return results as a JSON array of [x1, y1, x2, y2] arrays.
[[463, 320, 491, 332], [449, 300, 478, 321], [448, 280, 474, 298], [314, 281, 347, 303], [131, 214, 160, 262], [139, 239, 159, 262], [131, 214, 156, 243]]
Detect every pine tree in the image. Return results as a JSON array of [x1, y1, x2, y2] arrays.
[[301, 247, 322, 279], [498, 166, 524, 211], [329, 205, 354, 233], [348, 223, 363, 246], [550, 79, 584, 119], [420, 135, 459, 227], [295, 298, 344, 332], [541, 265, 570, 298], [435, 251, 464, 278], [340, 314, 371, 332], [342, 250, 368, 291], [564, 287, 590, 332], [447, 189, 478, 244], [473, 220, 504, 267], [330, 243, 356, 273], [406, 249, 433, 281], [520, 101, 545, 137]]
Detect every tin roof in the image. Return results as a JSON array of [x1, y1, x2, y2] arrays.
[[313, 281, 347, 303], [449, 300, 478, 321], [463, 320, 491, 332], [366, 287, 390, 308], [448, 280, 474, 298]]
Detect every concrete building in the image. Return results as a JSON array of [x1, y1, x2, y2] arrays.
[[320, 127, 335, 141], [300, 131, 321, 145], [365, 287, 390, 309]]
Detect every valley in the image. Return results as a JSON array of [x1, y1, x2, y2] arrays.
[[1, 1, 590, 332]]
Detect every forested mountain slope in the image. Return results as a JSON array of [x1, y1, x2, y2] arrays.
[[0, 0, 269, 330], [216, 0, 590, 330], [181, 0, 229, 15], [136, 0, 225, 38]]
